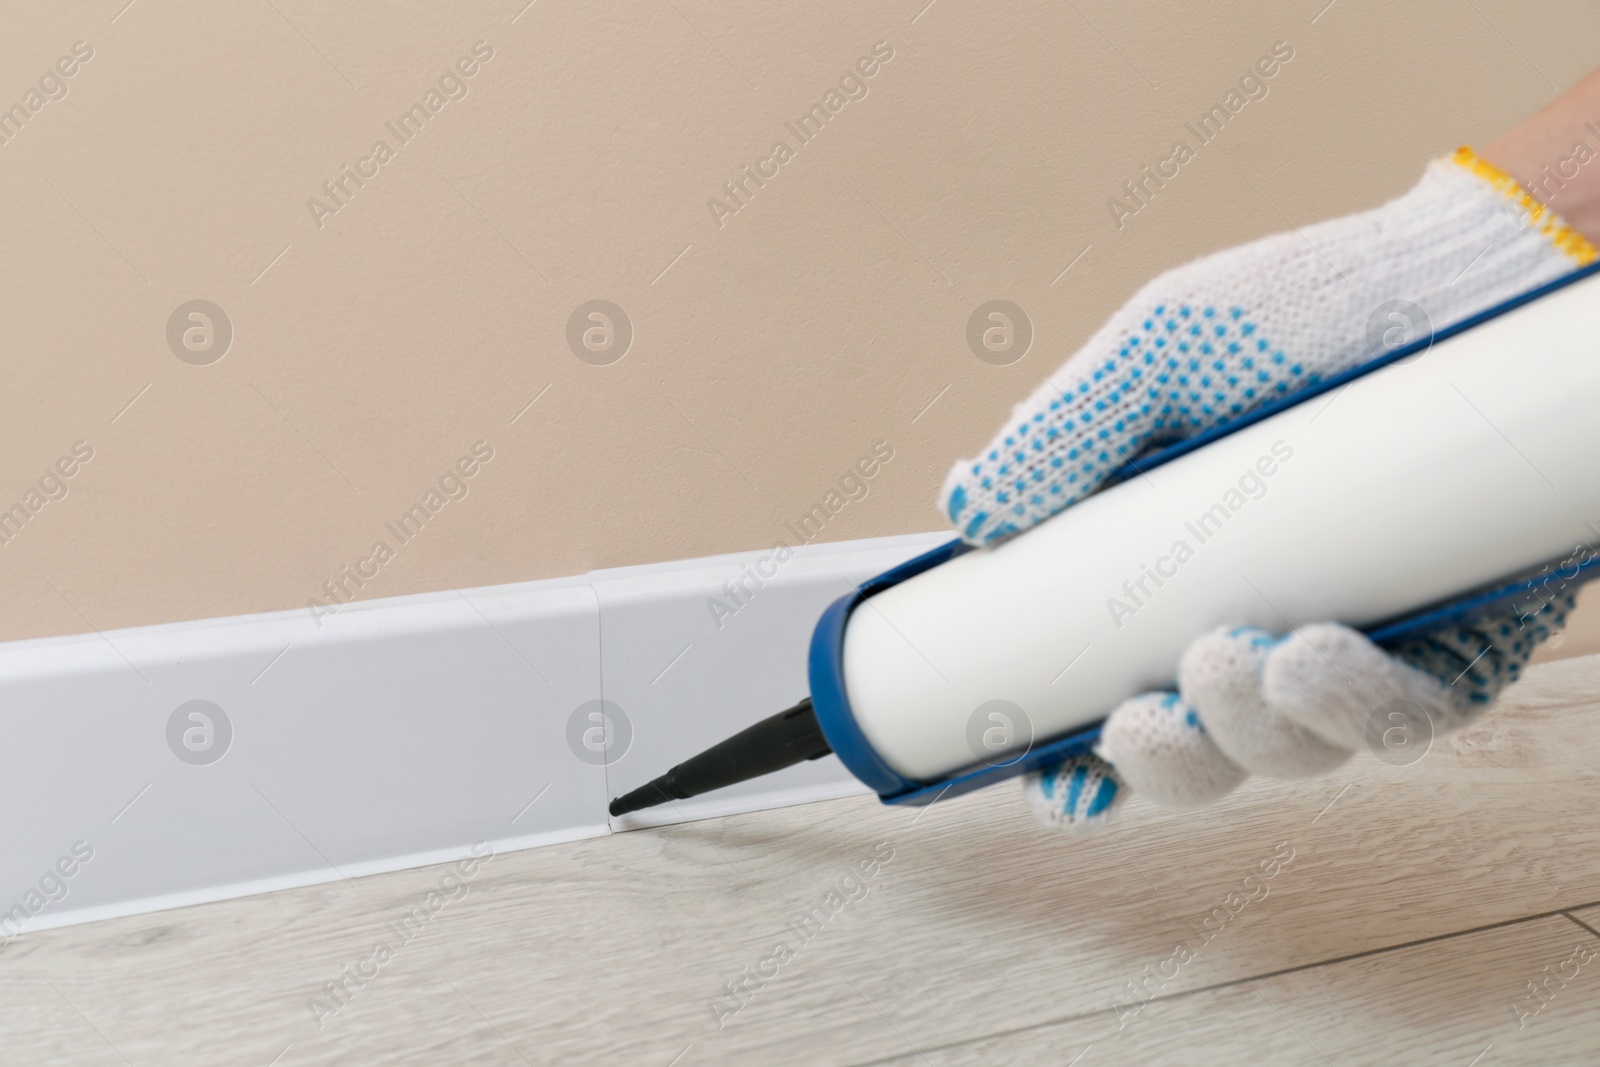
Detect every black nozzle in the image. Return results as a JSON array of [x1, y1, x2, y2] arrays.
[[608, 697, 831, 818]]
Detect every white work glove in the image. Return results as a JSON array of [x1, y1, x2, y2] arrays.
[[941, 148, 1594, 828]]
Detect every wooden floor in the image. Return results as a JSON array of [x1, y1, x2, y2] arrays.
[[10, 658, 1600, 1065]]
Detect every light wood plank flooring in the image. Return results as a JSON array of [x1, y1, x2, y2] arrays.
[[7, 656, 1600, 1065]]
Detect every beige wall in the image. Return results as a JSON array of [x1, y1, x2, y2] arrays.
[[2, 0, 1599, 652]]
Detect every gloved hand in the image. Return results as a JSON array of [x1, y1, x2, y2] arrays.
[[941, 147, 1594, 829]]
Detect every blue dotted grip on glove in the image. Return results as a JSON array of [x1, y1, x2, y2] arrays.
[[949, 304, 1310, 546]]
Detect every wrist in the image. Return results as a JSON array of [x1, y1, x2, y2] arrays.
[[1446, 146, 1596, 265], [1481, 67, 1600, 246]]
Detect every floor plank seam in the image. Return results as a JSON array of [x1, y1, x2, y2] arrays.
[[842, 895, 1600, 1067], [1561, 910, 1600, 942]]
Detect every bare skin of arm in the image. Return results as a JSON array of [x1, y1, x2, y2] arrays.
[[1483, 67, 1600, 244]]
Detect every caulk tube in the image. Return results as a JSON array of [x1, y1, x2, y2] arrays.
[[810, 263, 1600, 805]]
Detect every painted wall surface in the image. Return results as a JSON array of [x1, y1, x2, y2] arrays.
[[2, 0, 1599, 657]]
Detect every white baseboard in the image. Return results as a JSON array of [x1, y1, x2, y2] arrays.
[[0, 531, 946, 938]]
